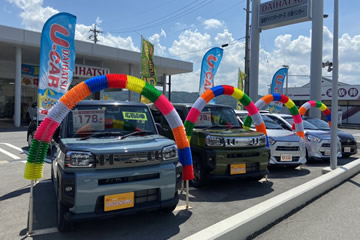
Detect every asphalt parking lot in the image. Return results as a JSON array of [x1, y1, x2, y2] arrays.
[[0, 128, 359, 240]]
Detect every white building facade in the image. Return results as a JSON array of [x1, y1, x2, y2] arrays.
[[0, 25, 193, 128]]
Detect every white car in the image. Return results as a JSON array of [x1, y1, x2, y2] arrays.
[[235, 110, 306, 168], [264, 113, 342, 160]]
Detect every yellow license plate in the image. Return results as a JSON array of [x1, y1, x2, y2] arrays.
[[230, 163, 246, 175], [104, 192, 134, 212]]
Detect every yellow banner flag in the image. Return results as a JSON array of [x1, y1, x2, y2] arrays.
[[140, 37, 157, 103]]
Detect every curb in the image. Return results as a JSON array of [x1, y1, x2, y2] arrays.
[[184, 159, 360, 240]]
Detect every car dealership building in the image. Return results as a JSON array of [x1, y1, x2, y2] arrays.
[[0, 25, 193, 128]]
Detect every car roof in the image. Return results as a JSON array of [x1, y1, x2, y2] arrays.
[[264, 113, 293, 118], [76, 100, 147, 107]]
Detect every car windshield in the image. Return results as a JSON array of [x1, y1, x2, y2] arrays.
[[305, 118, 330, 130], [194, 106, 240, 128], [262, 115, 283, 129], [66, 104, 157, 138], [283, 116, 319, 130]]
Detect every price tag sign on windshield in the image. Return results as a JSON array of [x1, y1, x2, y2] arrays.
[[195, 112, 212, 127], [73, 110, 105, 131]]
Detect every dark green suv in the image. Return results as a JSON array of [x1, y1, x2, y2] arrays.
[[151, 103, 270, 187]]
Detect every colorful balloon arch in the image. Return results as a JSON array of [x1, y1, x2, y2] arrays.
[[24, 74, 194, 181], [243, 93, 305, 140], [184, 85, 267, 140], [299, 100, 331, 127]]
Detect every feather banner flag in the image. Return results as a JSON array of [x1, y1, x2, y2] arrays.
[[199, 47, 223, 104], [237, 68, 246, 110], [140, 37, 158, 104], [268, 67, 288, 113], [37, 12, 77, 120]]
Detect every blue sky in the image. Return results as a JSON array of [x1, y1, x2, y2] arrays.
[[1, 0, 360, 95]]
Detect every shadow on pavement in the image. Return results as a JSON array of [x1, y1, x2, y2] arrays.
[[267, 167, 311, 179], [184, 178, 274, 203]]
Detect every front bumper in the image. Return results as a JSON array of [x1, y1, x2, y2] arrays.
[[58, 162, 181, 218], [340, 140, 357, 156], [306, 139, 341, 160], [191, 145, 270, 177], [269, 141, 306, 166]]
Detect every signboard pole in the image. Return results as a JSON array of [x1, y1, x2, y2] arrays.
[[330, 0, 339, 170]]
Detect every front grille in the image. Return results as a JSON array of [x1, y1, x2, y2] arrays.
[[322, 143, 330, 147], [246, 162, 259, 172], [228, 152, 260, 158], [98, 173, 160, 185], [95, 151, 162, 168], [340, 139, 356, 145], [276, 146, 300, 151], [95, 188, 160, 213], [274, 156, 300, 162]]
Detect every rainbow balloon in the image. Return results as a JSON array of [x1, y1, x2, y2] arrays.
[[243, 93, 305, 140], [24, 74, 194, 181], [184, 85, 267, 141], [299, 100, 331, 127]]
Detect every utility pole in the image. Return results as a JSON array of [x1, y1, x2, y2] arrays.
[[244, 0, 251, 96], [89, 24, 103, 44], [244, 0, 250, 95]]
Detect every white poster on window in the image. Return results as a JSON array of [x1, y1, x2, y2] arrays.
[[72, 110, 105, 131]]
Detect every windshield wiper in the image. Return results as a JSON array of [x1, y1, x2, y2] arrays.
[[227, 125, 242, 129], [79, 132, 122, 140], [119, 130, 154, 140]]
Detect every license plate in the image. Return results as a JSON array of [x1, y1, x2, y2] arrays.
[[280, 154, 292, 161], [230, 163, 246, 175], [344, 147, 351, 152], [324, 150, 331, 156], [104, 192, 134, 212]]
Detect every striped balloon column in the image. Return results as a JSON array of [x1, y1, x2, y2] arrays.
[[184, 85, 267, 141], [24, 74, 194, 181], [299, 100, 331, 127], [243, 93, 305, 140]]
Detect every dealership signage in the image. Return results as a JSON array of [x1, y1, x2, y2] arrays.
[[74, 65, 110, 78], [259, 0, 312, 30], [287, 85, 360, 101], [21, 64, 110, 87]]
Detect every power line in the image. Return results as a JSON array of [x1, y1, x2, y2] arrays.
[[108, 0, 215, 34]]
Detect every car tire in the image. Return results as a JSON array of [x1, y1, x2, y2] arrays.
[[190, 155, 207, 188], [56, 180, 73, 232], [27, 131, 34, 147]]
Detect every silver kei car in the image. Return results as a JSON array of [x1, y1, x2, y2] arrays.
[[235, 110, 306, 168], [264, 113, 342, 161]]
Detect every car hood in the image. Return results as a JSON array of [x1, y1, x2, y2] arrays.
[[60, 135, 175, 154], [266, 129, 301, 142], [337, 130, 355, 140]]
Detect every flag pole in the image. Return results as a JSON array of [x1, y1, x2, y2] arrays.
[[27, 180, 34, 235]]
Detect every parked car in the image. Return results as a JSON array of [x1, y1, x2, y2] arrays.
[[303, 116, 357, 158], [235, 110, 306, 168], [150, 103, 270, 188], [52, 100, 182, 231], [264, 113, 341, 161], [27, 102, 37, 121]]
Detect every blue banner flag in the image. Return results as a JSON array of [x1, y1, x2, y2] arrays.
[[37, 12, 76, 120], [199, 47, 223, 104], [268, 67, 288, 112]]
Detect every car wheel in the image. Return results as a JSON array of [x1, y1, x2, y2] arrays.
[[190, 155, 207, 188], [56, 180, 73, 232], [27, 131, 34, 147]]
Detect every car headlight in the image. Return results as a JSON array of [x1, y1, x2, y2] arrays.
[[307, 135, 321, 143], [205, 135, 225, 147], [268, 137, 276, 145], [259, 135, 266, 145], [162, 144, 178, 160], [65, 151, 94, 167]]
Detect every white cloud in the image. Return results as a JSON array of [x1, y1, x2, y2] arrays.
[[149, 31, 167, 56], [203, 18, 224, 29]]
